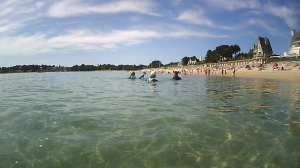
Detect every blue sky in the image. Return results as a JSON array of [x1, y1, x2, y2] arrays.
[[0, 0, 299, 67]]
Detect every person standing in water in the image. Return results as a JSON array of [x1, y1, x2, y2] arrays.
[[147, 71, 158, 82], [232, 67, 236, 77], [172, 71, 182, 80], [128, 71, 136, 79]]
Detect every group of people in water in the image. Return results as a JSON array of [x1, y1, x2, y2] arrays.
[[128, 66, 238, 81], [128, 70, 182, 81]]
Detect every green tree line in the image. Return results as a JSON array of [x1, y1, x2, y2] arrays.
[[205, 45, 253, 63], [0, 45, 255, 73], [0, 64, 150, 73], [0, 64, 55, 73], [70, 64, 148, 71]]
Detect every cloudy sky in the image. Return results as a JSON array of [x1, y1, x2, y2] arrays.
[[0, 0, 299, 67]]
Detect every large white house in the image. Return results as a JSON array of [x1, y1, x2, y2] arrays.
[[187, 58, 197, 65], [289, 30, 300, 56]]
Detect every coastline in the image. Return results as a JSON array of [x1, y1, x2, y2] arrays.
[[3, 63, 298, 83], [140, 62, 300, 83]]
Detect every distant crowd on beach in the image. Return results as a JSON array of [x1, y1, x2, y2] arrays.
[[144, 66, 237, 77], [138, 60, 300, 82]]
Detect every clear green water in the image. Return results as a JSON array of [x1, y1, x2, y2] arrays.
[[0, 72, 299, 168]]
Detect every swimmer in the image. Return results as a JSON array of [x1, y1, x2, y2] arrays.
[[147, 71, 158, 82], [128, 71, 136, 79], [232, 67, 236, 77], [172, 71, 182, 80]]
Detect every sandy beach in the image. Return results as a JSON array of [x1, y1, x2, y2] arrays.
[[142, 61, 300, 83]]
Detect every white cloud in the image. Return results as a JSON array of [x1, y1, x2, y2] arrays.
[[47, 0, 160, 18], [0, 20, 9, 25], [0, 26, 228, 56], [201, 0, 298, 29], [244, 10, 261, 15], [0, 34, 53, 56], [130, 16, 141, 22], [0, 0, 42, 16], [19, 1, 45, 13], [176, 9, 214, 27], [0, 0, 16, 16], [175, 9, 235, 30], [0, 22, 23, 34], [0, 8, 14, 16], [265, 4, 297, 29], [171, 0, 181, 6], [247, 19, 276, 33], [35, 1, 45, 9], [203, 0, 260, 10]]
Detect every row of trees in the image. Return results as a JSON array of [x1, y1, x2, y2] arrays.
[[0, 45, 255, 73], [235, 49, 254, 60], [205, 45, 240, 63], [0, 64, 55, 73], [70, 64, 148, 71], [0, 64, 150, 73], [205, 45, 254, 63]]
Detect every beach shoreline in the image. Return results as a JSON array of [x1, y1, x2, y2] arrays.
[[139, 61, 300, 83]]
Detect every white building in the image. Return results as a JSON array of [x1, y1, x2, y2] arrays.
[[187, 59, 197, 65], [199, 56, 203, 62], [289, 30, 300, 56]]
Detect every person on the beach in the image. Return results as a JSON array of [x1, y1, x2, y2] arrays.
[[147, 71, 158, 82], [232, 67, 236, 77], [129, 71, 136, 79], [172, 71, 182, 80], [222, 68, 224, 75], [139, 72, 146, 79]]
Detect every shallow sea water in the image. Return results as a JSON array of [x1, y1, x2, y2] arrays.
[[0, 71, 299, 168]]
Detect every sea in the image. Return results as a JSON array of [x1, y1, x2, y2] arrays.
[[0, 71, 299, 168]]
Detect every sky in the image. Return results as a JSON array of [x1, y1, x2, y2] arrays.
[[0, 0, 299, 67]]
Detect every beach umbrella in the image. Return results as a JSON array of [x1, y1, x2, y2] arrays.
[[273, 62, 278, 67]]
